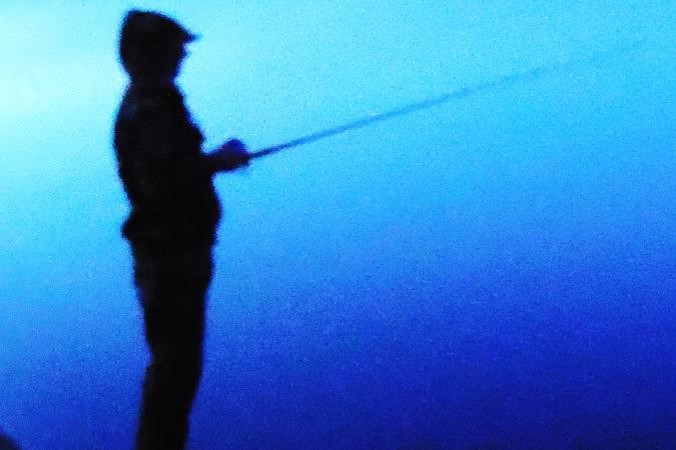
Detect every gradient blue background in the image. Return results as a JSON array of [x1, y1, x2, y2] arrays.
[[1, 1, 675, 448]]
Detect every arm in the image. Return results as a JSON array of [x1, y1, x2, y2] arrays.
[[204, 138, 250, 174]]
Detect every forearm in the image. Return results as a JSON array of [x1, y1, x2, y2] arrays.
[[202, 152, 222, 175], [206, 139, 250, 174]]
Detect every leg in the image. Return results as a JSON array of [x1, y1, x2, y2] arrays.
[[133, 247, 213, 450]]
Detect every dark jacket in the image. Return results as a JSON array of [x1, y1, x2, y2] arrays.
[[114, 84, 220, 251]]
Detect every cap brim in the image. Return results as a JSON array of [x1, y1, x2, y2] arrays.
[[184, 32, 200, 42]]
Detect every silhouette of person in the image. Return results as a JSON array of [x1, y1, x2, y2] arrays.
[[0, 429, 20, 450], [113, 10, 249, 450]]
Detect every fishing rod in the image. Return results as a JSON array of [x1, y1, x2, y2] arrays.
[[249, 39, 644, 160]]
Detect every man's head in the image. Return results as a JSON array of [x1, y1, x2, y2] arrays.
[[119, 10, 197, 82]]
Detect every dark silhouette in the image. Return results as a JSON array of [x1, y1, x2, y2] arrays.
[[113, 10, 249, 450], [0, 429, 19, 450]]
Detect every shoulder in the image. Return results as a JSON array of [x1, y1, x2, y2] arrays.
[[118, 87, 184, 123], [115, 85, 204, 153]]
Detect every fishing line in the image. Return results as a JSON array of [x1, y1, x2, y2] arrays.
[[250, 39, 644, 160]]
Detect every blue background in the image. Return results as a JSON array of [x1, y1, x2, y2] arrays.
[[1, 1, 675, 448]]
